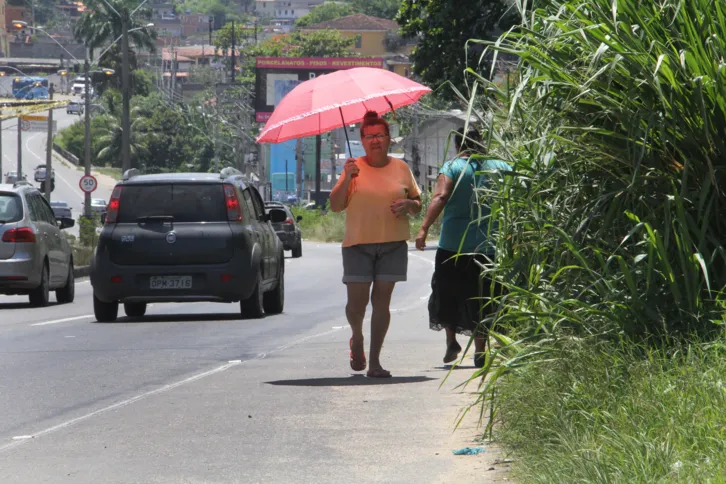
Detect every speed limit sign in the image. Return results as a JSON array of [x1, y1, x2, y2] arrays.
[[79, 175, 98, 193]]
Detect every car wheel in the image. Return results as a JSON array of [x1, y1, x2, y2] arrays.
[[124, 302, 147, 318], [240, 270, 264, 319], [93, 294, 118, 322], [29, 262, 50, 307], [55, 260, 75, 304], [263, 257, 284, 314], [292, 242, 302, 258]]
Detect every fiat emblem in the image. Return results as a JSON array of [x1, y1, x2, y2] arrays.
[[165, 232, 177, 244]]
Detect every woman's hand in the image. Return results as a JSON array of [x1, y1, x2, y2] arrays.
[[415, 227, 428, 251], [344, 158, 359, 180], [390, 199, 414, 218]]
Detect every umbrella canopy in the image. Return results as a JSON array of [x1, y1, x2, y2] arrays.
[[256, 67, 431, 144]]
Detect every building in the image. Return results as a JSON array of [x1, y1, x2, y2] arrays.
[[403, 111, 478, 191], [254, 0, 324, 30], [0, 0, 6, 57], [181, 12, 210, 37], [301, 14, 414, 77]]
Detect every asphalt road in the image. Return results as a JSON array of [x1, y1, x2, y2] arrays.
[[0, 243, 497, 483], [1, 105, 114, 238]]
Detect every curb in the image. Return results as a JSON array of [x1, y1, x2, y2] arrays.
[[74, 266, 90, 278]]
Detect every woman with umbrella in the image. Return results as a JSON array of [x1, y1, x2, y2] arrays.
[[330, 111, 422, 378], [256, 68, 431, 377]]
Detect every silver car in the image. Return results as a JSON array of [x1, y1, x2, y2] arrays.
[[0, 181, 76, 306], [89, 198, 107, 215]]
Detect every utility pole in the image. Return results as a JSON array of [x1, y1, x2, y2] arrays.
[[83, 53, 92, 218], [285, 159, 288, 193], [330, 130, 338, 189], [295, 138, 303, 200], [230, 20, 236, 84], [16, 114, 22, 181], [44, 82, 55, 200], [121, 7, 131, 172], [314, 134, 321, 204]]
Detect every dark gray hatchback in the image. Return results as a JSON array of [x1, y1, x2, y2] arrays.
[[90, 169, 288, 322]]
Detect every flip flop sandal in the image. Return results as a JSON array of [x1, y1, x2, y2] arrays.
[[366, 368, 392, 378], [350, 337, 366, 371]]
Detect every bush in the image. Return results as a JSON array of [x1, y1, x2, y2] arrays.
[[451, 0, 726, 480]]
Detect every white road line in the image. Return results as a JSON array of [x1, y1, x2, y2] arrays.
[[0, 360, 242, 453], [0, 323, 355, 453], [25, 133, 82, 200], [31, 315, 94, 326]]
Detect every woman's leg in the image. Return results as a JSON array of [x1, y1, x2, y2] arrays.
[[346, 282, 371, 371], [369, 280, 395, 377]]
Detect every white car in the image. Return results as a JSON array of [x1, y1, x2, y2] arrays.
[[34, 165, 55, 182], [4, 172, 26, 184], [88, 198, 107, 215], [67, 101, 84, 115]]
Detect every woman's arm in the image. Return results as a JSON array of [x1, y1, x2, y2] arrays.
[[415, 174, 454, 250]]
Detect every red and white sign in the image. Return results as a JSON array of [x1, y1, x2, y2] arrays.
[[79, 175, 98, 193]]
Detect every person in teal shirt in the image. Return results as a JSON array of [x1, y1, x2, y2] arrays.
[[415, 128, 511, 367]]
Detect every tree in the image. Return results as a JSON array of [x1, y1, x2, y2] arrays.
[[213, 20, 257, 51], [73, 0, 157, 55], [397, 0, 517, 100], [348, 0, 402, 19], [251, 29, 357, 58], [296, 3, 355, 27]]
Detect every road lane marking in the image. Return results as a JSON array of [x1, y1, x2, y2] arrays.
[[31, 315, 94, 326], [0, 360, 242, 453], [25, 133, 82, 201]]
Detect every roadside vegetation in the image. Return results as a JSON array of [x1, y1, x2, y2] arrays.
[[450, 0, 726, 481], [292, 190, 442, 243]]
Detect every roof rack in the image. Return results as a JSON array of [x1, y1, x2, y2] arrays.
[[122, 168, 141, 181], [220, 167, 243, 179]]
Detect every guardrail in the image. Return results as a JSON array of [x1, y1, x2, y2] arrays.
[[53, 143, 79, 166]]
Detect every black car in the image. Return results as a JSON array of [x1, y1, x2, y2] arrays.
[[264, 202, 302, 258], [90, 168, 287, 322]]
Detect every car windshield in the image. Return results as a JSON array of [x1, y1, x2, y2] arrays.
[[51, 201, 68, 207], [117, 184, 227, 223], [0, 193, 23, 223], [91, 199, 105, 205]]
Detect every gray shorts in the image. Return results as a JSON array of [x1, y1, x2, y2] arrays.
[[342, 241, 408, 283]]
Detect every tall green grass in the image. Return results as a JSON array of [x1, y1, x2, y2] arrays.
[[445, 0, 726, 481]]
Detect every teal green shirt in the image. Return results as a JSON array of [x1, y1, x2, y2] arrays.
[[438, 156, 512, 254]]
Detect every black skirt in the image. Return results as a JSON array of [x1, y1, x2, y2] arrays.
[[428, 248, 503, 336]]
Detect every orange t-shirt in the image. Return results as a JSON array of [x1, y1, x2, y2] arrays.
[[335, 156, 422, 248]]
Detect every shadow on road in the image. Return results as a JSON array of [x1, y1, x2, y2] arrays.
[[265, 375, 437, 387], [95, 313, 249, 323], [430, 365, 479, 371], [0, 302, 61, 310]]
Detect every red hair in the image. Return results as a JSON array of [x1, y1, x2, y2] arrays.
[[360, 111, 390, 137]]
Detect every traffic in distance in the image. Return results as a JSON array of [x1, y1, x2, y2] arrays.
[[0, 167, 306, 322]]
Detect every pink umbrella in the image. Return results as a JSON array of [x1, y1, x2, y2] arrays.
[[256, 67, 431, 150]]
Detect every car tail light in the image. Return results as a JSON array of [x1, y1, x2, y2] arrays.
[[105, 186, 122, 224], [223, 184, 242, 221], [2, 227, 35, 243], [283, 218, 294, 225], [111, 276, 122, 283]]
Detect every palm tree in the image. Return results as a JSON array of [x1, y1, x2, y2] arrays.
[[96, 109, 154, 168], [73, 0, 157, 57]]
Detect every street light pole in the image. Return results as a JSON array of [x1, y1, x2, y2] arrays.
[[16, 114, 22, 181], [44, 82, 54, 200], [121, 7, 131, 173], [83, 53, 92, 218]]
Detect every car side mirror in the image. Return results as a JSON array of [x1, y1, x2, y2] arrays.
[[296, 215, 303, 222], [57, 217, 75, 230], [268, 208, 287, 223], [100, 212, 107, 224]]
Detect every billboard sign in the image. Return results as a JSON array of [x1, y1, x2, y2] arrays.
[[254, 57, 385, 123]]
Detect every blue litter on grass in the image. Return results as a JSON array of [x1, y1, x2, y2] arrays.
[[452, 446, 486, 455]]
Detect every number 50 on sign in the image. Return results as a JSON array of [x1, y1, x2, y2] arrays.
[[79, 175, 98, 193]]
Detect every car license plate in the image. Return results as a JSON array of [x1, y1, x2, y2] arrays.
[[150, 276, 192, 290]]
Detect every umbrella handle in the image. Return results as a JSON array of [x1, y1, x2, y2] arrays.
[[339, 107, 357, 178]]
